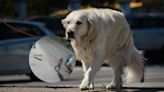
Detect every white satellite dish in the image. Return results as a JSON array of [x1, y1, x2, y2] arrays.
[[29, 36, 76, 83]]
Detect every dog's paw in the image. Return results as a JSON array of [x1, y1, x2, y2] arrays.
[[106, 82, 122, 90], [79, 83, 94, 90], [106, 83, 116, 89]]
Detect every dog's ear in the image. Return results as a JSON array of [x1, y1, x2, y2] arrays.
[[87, 15, 94, 31], [61, 19, 67, 28], [61, 19, 66, 24]]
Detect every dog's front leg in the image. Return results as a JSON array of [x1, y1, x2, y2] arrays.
[[81, 61, 89, 74], [81, 61, 94, 89], [106, 65, 123, 90], [106, 58, 124, 90], [79, 57, 104, 90]]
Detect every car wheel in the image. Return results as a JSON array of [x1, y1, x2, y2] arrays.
[[144, 50, 164, 65]]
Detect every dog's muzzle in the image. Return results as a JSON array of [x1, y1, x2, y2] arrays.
[[65, 31, 75, 40]]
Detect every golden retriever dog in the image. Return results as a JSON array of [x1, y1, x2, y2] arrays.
[[61, 8, 144, 90]]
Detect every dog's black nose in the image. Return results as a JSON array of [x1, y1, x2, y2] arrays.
[[67, 31, 74, 38]]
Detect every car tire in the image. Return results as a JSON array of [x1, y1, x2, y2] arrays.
[[144, 50, 164, 65]]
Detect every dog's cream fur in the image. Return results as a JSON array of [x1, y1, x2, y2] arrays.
[[62, 8, 144, 90]]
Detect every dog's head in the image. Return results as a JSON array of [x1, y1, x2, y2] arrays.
[[61, 10, 93, 41]]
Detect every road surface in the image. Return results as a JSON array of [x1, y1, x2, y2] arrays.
[[0, 66, 164, 92]]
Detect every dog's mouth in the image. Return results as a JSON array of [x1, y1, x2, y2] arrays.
[[64, 31, 75, 41]]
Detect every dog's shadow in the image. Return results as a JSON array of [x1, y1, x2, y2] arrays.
[[123, 87, 164, 92], [83, 87, 164, 92]]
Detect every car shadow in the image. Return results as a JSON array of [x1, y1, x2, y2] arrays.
[[0, 79, 41, 84]]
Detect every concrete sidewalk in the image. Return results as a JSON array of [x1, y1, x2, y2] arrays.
[[0, 66, 164, 92]]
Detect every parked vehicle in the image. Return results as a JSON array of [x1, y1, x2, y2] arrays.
[[27, 16, 65, 37], [127, 15, 164, 62], [0, 20, 55, 77], [127, 14, 164, 50]]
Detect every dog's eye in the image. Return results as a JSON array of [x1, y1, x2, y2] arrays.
[[67, 21, 70, 24], [76, 21, 82, 25]]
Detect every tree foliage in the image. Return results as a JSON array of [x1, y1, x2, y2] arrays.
[[0, 0, 68, 18], [0, 0, 13, 18], [82, 0, 116, 7], [27, 0, 68, 16], [0, 0, 119, 18]]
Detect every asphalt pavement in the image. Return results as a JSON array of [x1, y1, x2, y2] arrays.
[[0, 66, 164, 92]]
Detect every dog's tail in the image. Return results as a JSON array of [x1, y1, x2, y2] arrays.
[[125, 47, 145, 83]]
